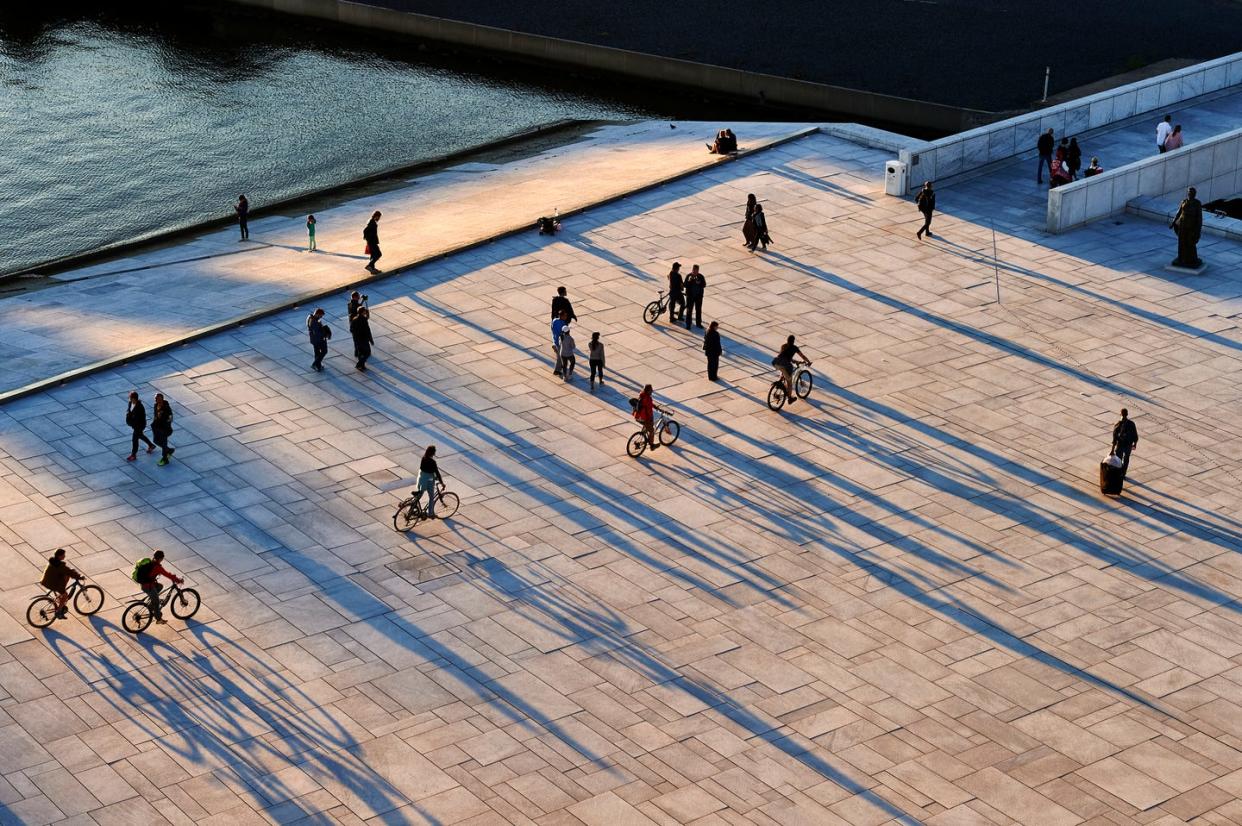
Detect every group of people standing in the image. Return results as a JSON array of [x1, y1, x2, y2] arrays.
[[307, 290, 375, 372], [1036, 130, 1099, 187], [550, 288, 607, 390], [667, 262, 708, 329], [1156, 115, 1185, 154]]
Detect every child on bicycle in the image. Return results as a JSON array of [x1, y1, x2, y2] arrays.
[[136, 550, 183, 625], [415, 445, 444, 518], [40, 548, 81, 619], [635, 385, 659, 450], [772, 335, 810, 404]]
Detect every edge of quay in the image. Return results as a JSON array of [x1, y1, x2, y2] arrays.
[[0, 124, 820, 407]]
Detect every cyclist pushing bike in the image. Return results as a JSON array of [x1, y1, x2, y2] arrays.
[[414, 445, 444, 519], [135, 550, 183, 625], [40, 548, 81, 620], [772, 335, 811, 405]]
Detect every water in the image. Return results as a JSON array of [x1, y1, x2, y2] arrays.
[[0, 5, 661, 277]]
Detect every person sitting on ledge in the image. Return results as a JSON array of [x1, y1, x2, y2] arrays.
[[537, 215, 560, 235], [707, 129, 738, 154], [1083, 156, 1105, 178]]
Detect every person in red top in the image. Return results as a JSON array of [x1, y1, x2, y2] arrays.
[[634, 384, 659, 450], [138, 550, 183, 625]]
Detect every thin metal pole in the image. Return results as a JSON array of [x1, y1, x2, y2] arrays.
[[1043, 66, 1050, 102], [992, 222, 1001, 304]]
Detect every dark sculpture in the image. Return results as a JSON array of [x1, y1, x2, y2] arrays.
[[1170, 186, 1203, 268]]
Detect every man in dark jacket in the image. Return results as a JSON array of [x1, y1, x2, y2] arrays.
[[668, 262, 685, 322], [40, 548, 81, 618], [364, 211, 382, 273], [126, 391, 156, 462], [308, 308, 329, 372], [704, 321, 723, 380], [915, 181, 936, 240], [351, 307, 375, 371], [1112, 408, 1139, 475], [1036, 129, 1054, 184], [1171, 187, 1203, 268], [151, 393, 175, 466], [684, 265, 706, 329], [551, 287, 577, 323], [235, 194, 249, 241]]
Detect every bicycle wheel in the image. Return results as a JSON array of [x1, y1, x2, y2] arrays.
[[171, 588, 201, 620], [767, 382, 787, 411], [26, 596, 57, 629], [122, 601, 154, 634], [626, 432, 647, 458], [643, 301, 661, 324], [74, 584, 104, 615], [393, 498, 420, 532], [795, 370, 814, 399], [660, 420, 681, 446], [435, 491, 460, 520]]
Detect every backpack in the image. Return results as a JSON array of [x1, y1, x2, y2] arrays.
[[132, 557, 155, 584]]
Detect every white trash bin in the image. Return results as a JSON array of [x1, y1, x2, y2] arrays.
[[884, 160, 908, 196]]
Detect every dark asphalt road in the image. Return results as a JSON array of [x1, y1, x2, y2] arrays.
[[364, 0, 1242, 110]]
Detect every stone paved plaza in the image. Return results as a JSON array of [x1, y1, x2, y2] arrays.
[[2, 121, 1242, 826]]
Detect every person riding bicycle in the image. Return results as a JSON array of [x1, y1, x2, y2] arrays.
[[40, 548, 81, 619], [634, 384, 660, 450], [772, 335, 810, 404], [136, 550, 182, 625], [414, 445, 444, 518]]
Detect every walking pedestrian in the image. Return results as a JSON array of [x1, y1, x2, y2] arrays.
[[125, 391, 156, 462], [307, 307, 329, 372], [704, 321, 722, 380], [235, 195, 249, 241], [742, 194, 758, 249], [915, 181, 936, 239], [1164, 124, 1183, 151], [551, 286, 577, 323], [1111, 408, 1139, 476], [307, 214, 317, 251], [1067, 138, 1082, 180], [151, 393, 175, 466], [684, 265, 706, 329], [668, 262, 685, 322], [558, 326, 576, 381], [351, 307, 374, 371], [588, 332, 605, 391], [552, 309, 570, 376], [1156, 115, 1173, 153], [363, 211, 382, 273], [1036, 128, 1054, 183], [748, 205, 770, 252]]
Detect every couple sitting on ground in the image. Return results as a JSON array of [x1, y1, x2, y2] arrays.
[[707, 129, 737, 154]]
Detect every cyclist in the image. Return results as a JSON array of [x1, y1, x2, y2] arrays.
[[772, 335, 811, 404], [414, 445, 444, 518], [40, 548, 81, 619], [634, 384, 659, 450], [136, 550, 183, 625]]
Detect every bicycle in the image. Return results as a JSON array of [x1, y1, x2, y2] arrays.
[[643, 290, 671, 324], [27, 576, 104, 628], [122, 580, 200, 633], [393, 481, 461, 531], [627, 404, 680, 457], [767, 359, 813, 410]]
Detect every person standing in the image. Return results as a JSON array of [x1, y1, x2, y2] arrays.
[[1156, 115, 1173, 153], [684, 265, 706, 329], [551, 286, 577, 323], [307, 307, 329, 372], [1171, 186, 1203, 268], [667, 262, 685, 322], [125, 391, 156, 462], [748, 205, 770, 252], [915, 181, 936, 240], [235, 195, 250, 241], [1164, 124, 1184, 151], [588, 332, 605, 391], [363, 211, 382, 273], [1036, 128, 1054, 183], [307, 214, 317, 251], [347, 290, 365, 321], [742, 194, 758, 249], [551, 309, 570, 376], [1111, 408, 1139, 476], [1067, 138, 1082, 180], [415, 445, 443, 518], [558, 326, 576, 381], [704, 321, 722, 381], [351, 307, 374, 372], [151, 393, 175, 466]]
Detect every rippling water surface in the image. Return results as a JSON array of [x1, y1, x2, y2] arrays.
[[0, 5, 659, 276]]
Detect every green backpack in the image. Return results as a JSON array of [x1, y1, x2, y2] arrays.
[[132, 557, 155, 584]]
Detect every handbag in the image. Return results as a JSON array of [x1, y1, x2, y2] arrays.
[[364, 243, 372, 256]]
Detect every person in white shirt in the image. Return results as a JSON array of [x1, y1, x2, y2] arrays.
[[1156, 115, 1173, 153]]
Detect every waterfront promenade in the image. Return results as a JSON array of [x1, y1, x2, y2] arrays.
[[0, 116, 1241, 825]]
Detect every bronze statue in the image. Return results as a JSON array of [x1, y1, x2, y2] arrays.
[[1170, 186, 1203, 268]]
